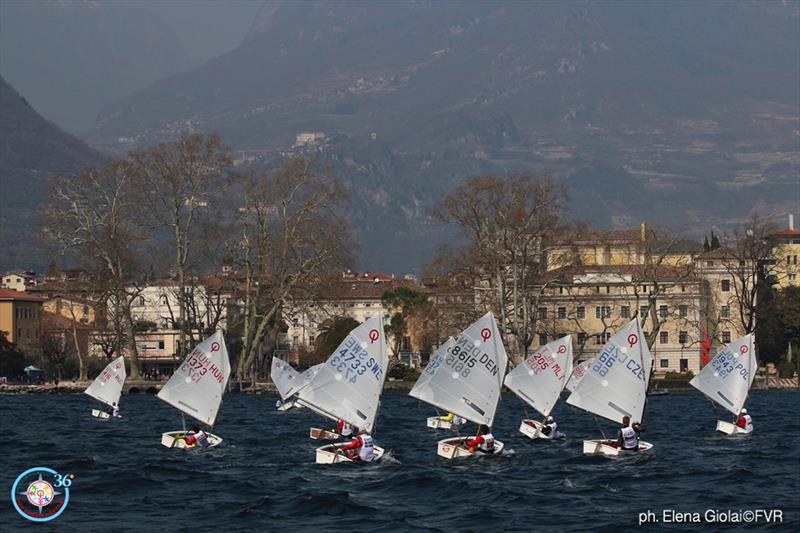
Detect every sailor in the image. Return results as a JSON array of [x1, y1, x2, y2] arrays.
[[735, 408, 753, 433], [617, 416, 642, 451], [334, 419, 354, 438], [340, 432, 375, 461], [465, 425, 496, 454], [111, 402, 121, 418], [540, 416, 557, 438], [438, 412, 464, 425], [183, 425, 210, 448], [275, 399, 283, 409]]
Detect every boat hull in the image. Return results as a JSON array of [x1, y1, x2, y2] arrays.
[[277, 399, 300, 412], [315, 443, 385, 464], [519, 419, 558, 440], [426, 416, 465, 430], [160, 431, 223, 449], [437, 436, 505, 459], [583, 439, 654, 456], [309, 427, 341, 440], [716, 420, 752, 435], [91, 409, 110, 420]]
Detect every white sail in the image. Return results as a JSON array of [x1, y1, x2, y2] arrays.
[[409, 336, 455, 398], [270, 356, 323, 400], [689, 334, 755, 415], [157, 331, 231, 426], [84, 355, 126, 408], [408, 312, 508, 427], [504, 335, 573, 417], [566, 319, 652, 424], [565, 358, 595, 393], [296, 316, 388, 432]]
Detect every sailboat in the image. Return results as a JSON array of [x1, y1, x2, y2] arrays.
[[565, 358, 594, 394], [504, 335, 573, 440], [415, 337, 466, 430], [689, 334, 756, 435], [566, 319, 654, 456], [85, 355, 126, 419], [296, 315, 389, 463], [157, 331, 231, 449], [270, 356, 321, 411], [409, 312, 509, 459]]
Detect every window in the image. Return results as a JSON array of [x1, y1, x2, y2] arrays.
[[641, 285, 648, 293], [83, 305, 89, 315], [606, 286, 610, 294], [292, 335, 299, 347], [679, 331, 688, 344], [659, 305, 668, 318], [640, 306, 648, 318], [577, 332, 587, 344], [720, 306, 730, 319], [595, 332, 610, 345], [557, 307, 566, 319], [660, 331, 669, 344], [721, 331, 731, 343], [539, 333, 548, 345], [660, 359, 669, 368], [679, 305, 688, 318], [707, 260, 714, 267], [538, 307, 547, 319], [790, 274, 797, 282], [680, 285, 686, 292], [721, 279, 730, 292], [577, 306, 585, 319], [680, 359, 689, 372], [291, 318, 299, 327], [158, 340, 165, 350], [595, 306, 611, 319], [309, 335, 315, 344], [138, 296, 145, 306], [621, 305, 630, 318]]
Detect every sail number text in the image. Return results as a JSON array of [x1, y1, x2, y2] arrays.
[[526, 350, 565, 380], [329, 335, 383, 384], [711, 349, 749, 381], [593, 344, 645, 380], [180, 348, 225, 384], [445, 338, 500, 378]]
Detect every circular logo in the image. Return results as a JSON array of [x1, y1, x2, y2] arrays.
[[368, 329, 379, 343], [11, 467, 72, 523], [627, 334, 638, 347], [740, 345, 749, 354], [557, 345, 567, 353], [210, 341, 221, 352], [480, 328, 492, 342]]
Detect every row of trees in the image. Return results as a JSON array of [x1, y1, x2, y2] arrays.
[[44, 134, 351, 383]]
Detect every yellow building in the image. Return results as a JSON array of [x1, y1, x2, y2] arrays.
[[43, 297, 97, 326], [769, 221, 800, 289], [0, 288, 46, 344]]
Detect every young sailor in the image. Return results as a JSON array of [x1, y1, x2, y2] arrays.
[[735, 409, 753, 433], [438, 412, 464, 425], [183, 425, 210, 448], [333, 419, 354, 438], [617, 416, 642, 451], [105, 402, 121, 418], [540, 416, 557, 438], [465, 425, 496, 454], [340, 432, 375, 461]]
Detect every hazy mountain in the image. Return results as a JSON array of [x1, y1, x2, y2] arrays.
[[0, 0, 262, 134], [0, 75, 101, 272], [86, 1, 800, 272]]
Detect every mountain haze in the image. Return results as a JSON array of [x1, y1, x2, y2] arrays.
[[81, 1, 800, 271]]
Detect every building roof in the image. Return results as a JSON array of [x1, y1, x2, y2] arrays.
[[0, 288, 47, 302], [553, 228, 643, 246], [770, 229, 800, 238], [540, 264, 697, 284]]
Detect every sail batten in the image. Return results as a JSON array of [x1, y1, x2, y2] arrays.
[[566, 319, 652, 424], [84, 355, 126, 408], [689, 334, 755, 416], [409, 313, 508, 427], [504, 335, 573, 417], [157, 331, 231, 427], [296, 316, 388, 432]]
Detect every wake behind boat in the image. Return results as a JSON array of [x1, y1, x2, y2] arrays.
[[566, 318, 654, 457], [296, 315, 389, 464], [85, 355, 126, 420], [409, 312, 509, 459], [156, 331, 231, 449], [689, 334, 756, 436]]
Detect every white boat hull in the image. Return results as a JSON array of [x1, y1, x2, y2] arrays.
[[437, 437, 505, 459], [309, 427, 341, 440], [277, 399, 301, 412], [716, 420, 752, 435], [518, 419, 559, 440], [160, 431, 223, 449], [315, 442, 385, 464], [91, 409, 110, 419], [583, 439, 654, 456], [426, 416, 465, 430]]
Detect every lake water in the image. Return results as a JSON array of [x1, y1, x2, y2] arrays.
[[1, 390, 798, 531]]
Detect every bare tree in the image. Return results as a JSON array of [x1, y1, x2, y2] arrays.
[[230, 157, 352, 388], [128, 134, 232, 355], [435, 175, 566, 362], [44, 161, 147, 379]]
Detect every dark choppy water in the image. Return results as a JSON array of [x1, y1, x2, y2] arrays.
[[1, 390, 798, 531]]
